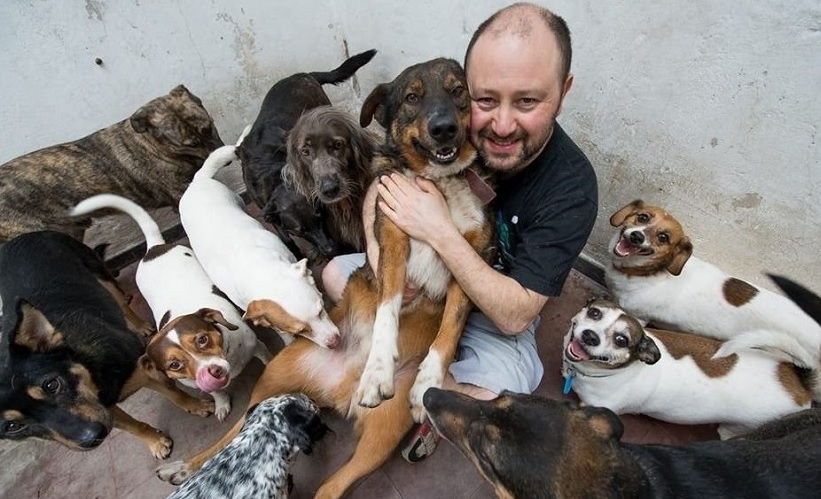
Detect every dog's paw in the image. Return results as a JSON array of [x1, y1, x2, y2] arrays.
[[213, 392, 232, 422], [148, 431, 174, 460], [409, 355, 444, 423], [185, 398, 216, 418], [156, 461, 192, 485], [356, 362, 396, 408]]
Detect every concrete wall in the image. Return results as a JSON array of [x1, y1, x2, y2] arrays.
[[2, 0, 819, 289]]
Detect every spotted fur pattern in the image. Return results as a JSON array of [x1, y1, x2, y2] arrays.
[[166, 394, 327, 499]]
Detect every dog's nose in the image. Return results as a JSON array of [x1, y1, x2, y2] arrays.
[[77, 422, 109, 448], [208, 365, 227, 379], [319, 178, 341, 200], [581, 329, 600, 346], [428, 114, 458, 142], [628, 231, 645, 245]]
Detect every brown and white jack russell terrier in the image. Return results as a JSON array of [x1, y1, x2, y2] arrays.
[[177, 133, 340, 349], [562, 299, 815, 439], [604, 199, 821, 400], [69, 194, 271, 421]]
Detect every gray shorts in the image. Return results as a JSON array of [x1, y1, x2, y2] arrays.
[[329, 254, 544, 394]]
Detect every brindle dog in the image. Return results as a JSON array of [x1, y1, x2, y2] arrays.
[[0, 84, 223, 242]]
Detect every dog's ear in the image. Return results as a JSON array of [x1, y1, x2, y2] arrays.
[[130, 107, 151, 134], [360, 83, 391, 128], [12, 301, 64, 353], [609, 199, 644, 227], [169, 84, 192, 98], [282, 399, 329, 455], [243, 299, 309, 335], [138, 354, 162, 378], [666, 237, 693, 276], [582, 405, 624, 441], [293, 258, 310, 277], [636, 334, 661, 364], [195, 308, 239, 331]]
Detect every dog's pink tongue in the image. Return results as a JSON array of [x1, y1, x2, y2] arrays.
[[196, 367, 229, 392], [569, 339, 591, 361], [614, 237, 638, 257]]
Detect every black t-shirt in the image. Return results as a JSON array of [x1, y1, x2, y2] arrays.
[[492, 123, 598, 297]]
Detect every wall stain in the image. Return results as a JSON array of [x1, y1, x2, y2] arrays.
[[216, 12, 261, 95], [731, 192, 762, 209], [85, 0, 104, 21]]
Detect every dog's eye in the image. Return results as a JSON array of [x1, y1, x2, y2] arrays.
[[196, 335, 209, 348], [614, 334, 629, 348], [658, 232, 670, 244], [586, 307, 602, 320], [168, 360, 183, 371], [300, 147, 312, 157], [405, 93, 419, 104], [2, 421, 26, 435], [333, 139, 345, 151], [42, 378, 61, 394], [636, 213, 650, 223], [451, 85, 466, 98]]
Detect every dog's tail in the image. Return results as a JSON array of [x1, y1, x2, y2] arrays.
[[714, 329, 819, 370], [193, 144, 239, 181], [309, 49, 377, 86], [69, 194, 165, 248]]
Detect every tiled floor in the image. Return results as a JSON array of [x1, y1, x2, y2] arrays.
[[0, 223, 718, 499]]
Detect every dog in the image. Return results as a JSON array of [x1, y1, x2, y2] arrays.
[[178, 136, 339, 349], [561, 298, 814, 439], [165, 393, 328, 499], [283, 105, 380, 255], [69, 194, 272, 421], [0, 85, 222, 243], [0, 231, 214, 458], [604, 200, 821, 379], [156, 58, 492, 499], [424, 387, 821, 499], [241, 49, 376, 261]]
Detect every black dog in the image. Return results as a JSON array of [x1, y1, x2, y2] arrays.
[[165, 393, 328, 499], [240, 49, 376, 263], [0, 231, 214, 458], [263, 184, 338, 263], [425, 387, 821, 499]]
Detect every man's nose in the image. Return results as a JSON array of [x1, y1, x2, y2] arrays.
[[491, 105, 517, 137]]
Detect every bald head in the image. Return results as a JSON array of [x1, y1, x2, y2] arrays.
[[465, 2, 572, 86]]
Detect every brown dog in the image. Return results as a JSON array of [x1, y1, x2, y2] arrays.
[[156, 58, 492, 499], [0, 84, 223, 242]]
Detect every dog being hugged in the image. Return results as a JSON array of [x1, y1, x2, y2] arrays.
[[353, 57, 493, 420], [424, 388, 821, 499], [241, 49, 377, 262], [605, 199, 821, 385], [178, 133, 339, 349], [0, 231, 215, 458], [0, 85, 223, 243], [70, 194, 272, 421], [166, 393, 328, 499], [156, 58, 492, 499], [561, 298, 815, 439]]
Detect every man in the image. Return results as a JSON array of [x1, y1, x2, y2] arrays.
[[322, 2, 598, 460]]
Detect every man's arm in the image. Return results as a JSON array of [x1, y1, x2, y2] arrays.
[[376, 173, 546, 334]]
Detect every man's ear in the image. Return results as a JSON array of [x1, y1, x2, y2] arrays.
[[557, 73, 574, 116]]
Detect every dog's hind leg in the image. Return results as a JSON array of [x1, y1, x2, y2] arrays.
[[315, 374, 415, 499], [97, 278, 155, 338], [110, 405, 173, 459]]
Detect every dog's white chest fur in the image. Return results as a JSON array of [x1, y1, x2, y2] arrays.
[[405, 172, 486, 301]]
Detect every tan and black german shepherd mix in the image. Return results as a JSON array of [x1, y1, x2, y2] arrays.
[[0, 231, 214, 458], [157, 58, 493, 499]]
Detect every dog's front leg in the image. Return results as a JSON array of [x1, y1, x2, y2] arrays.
[[356, 218, 409, 408], [110, 405, 173, 459], [409, 281, 472, 422]]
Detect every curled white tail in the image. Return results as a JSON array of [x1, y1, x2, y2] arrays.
[[69, 194, 164, 248], [193, 144, 238, 181], [714, 329, 819, 370]]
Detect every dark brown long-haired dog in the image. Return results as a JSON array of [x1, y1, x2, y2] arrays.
[[283, 105, 380, 253], [156, 57, 492, 499]]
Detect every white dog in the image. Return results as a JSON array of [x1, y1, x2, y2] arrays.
[[178, 132, 339, 349], [562, 299, 815, 439], [604, 200, 821, 376], [70, 194, 271, 420]]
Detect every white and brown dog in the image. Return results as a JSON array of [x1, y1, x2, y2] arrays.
[[604, 200, 821, 380], [178, 132, 340, 349], [562, 298, 815, 439], [70, 194, 271, 421]]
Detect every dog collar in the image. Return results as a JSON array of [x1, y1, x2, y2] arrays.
[[562, 364, 616, 395]]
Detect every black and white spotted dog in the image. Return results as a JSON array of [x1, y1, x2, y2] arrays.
[[165, 393, 327, 499]]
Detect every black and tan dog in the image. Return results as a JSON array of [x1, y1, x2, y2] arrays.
[[157, 58, 492, 499], [0, 85, 223, 242], [240, 49, 376, 262], [425, 388, 821, 499], [0, 231, 214, 458]]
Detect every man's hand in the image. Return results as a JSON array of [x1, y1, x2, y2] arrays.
[[376, 173, 455, 245]]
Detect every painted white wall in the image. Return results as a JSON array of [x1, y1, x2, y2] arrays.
[[2, 0, 819, 289]]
